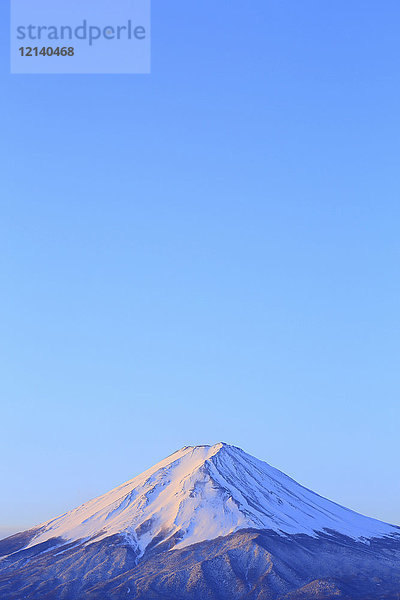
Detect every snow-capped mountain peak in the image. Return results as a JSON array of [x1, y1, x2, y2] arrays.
[[26, 443, 398, 554]]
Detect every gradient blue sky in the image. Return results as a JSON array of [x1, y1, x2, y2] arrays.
[[1, 0, 400, 538]]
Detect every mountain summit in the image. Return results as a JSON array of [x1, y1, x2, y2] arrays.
[[24, 442, 398, 554], [1, 443, 400, 600]]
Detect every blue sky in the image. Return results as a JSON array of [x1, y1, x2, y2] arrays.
[[1, 0, 400, 537]]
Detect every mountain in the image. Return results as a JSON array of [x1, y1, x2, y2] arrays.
[[1, 443, 399, 600]]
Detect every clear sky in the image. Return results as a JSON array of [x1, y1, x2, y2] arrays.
[[1, 1, 400, 539]]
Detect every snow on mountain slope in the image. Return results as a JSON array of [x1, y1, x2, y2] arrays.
[[26, 443, 399, 554]]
